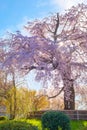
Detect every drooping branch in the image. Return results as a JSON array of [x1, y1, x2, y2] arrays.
[[35, 87, 64, 100], [22, 65, 37, 71], [71, 62, 87, 69], [48, 87, 64, 99]]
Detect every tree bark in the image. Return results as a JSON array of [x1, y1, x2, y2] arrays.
[[63, 79, 75, 110], [12, 73, 17, 119], [9, 95, 13, 119], [61, 63, 75, 110]]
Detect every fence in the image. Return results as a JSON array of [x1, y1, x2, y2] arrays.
[[27, 110, 87, 120]]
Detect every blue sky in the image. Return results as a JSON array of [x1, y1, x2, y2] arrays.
[[0, 0, 59, 35], [0, 0, 87, 36], [0, 0, 87, 90]]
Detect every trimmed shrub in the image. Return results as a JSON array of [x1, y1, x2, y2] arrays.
[[0, 116, 8, 121], [41, 110, 71, 130], [0, 121, 38, 130]]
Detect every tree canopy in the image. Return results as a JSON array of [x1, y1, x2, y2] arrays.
[[0, 3, 87, 110]]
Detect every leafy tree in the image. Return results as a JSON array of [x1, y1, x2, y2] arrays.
[[33, 93, 50, 111], [0, 70, 18, 119], [15, 88, 49, 117], [0, 4, 87, 110], [5, 87, 49, 118]]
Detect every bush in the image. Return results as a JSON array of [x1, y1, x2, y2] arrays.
[[41, 110, 71, 130], [0, 120, 38, 130], [0, 116, 8, 121]]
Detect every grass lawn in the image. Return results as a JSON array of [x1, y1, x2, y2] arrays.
[[0, 119, 87, 130], [70, 120, 87, 130]]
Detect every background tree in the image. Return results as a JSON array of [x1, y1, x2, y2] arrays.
[[33, 90, 50, 111], [75, 86, 87, 109], [0, 4, 87, 110], [46, 87, 64, 110], [16, 88, 49, 117]]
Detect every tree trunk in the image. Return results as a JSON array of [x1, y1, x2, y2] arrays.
[[13, 85, 16, 118], [9, 96, 13, 119], [63, 79, 75, 110], [61, 63, 75, 110], [12, 73, 17, 119]]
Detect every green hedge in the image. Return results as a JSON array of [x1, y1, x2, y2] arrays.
[[41, 110, 71, 130], [0, 116, 8, 121], [0, 120, 38, 130]]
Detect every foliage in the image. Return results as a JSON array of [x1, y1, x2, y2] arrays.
[[0, 119, 87, 130], [15, 88, 49, 118], [28, 118, 87, 130], [0, 4, 87, 109], [0, 70, 13, 101], [75, 86, 87, 110], [41, 110, 71, 130], [4, 87, 49, 119], [26, 119, 87, 130], [0, 120, 38, 130], [0, 116, 8, 121], [26, 119, 42, 130]]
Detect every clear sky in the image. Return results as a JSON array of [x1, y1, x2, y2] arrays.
[[0, 0, 87, 35], [0, 0, 87, 89], [0, 0, 60, 35]]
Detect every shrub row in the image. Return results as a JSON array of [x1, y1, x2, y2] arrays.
[[0, 116, 8, 120], [0, 120, 38, 130], [0, 111, 71, 130]]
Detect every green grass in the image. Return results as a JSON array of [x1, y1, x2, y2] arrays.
[[0, 119, 87, 130], [70, 120, 87, 130]]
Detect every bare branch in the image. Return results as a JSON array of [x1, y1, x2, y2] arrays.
[[54, 13, 59, 42]]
